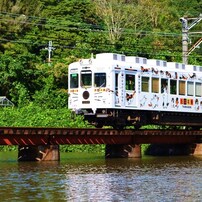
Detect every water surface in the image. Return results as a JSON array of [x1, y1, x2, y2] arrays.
[[0, 152, 201, 202]]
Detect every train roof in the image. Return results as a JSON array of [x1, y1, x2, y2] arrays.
[[69, 53, 202, 75]]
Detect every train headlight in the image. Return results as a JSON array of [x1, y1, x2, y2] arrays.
[[83, 91, 90, 99]]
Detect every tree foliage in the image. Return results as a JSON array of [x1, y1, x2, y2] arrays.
[[0, 103, 90, 127], [0, 0, 201, 108], [0, 0, 201, 154]]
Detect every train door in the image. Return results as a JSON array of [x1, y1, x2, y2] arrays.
[[79, 70, 94, 110], [115, 71, 125, 107], [125, 73, 137, 107]]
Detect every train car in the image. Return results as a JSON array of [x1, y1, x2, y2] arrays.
[[68, 53, 202, 128]]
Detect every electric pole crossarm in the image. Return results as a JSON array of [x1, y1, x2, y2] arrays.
[[186, 37, 202, 56], [188, 17, 202, 30]]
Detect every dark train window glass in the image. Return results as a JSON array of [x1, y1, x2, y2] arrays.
[[161, 79, 168, 93], [170, 80, 177, 95], [121, 55, 125, 61], [94, 73, 106, 87], [196, 82, 202, 97], [81, 70, 92, 87], [126, 74, 135, 90], [142, 77, 150, 92], [70, 73, 78, 88], [115, 73, 118, 90], [113, 54, 117, 60], [187, 81, 194, 96], [179, 80, 185, 95], [152, 77, 159, 93]]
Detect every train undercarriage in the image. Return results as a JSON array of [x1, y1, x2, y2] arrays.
[[82, 109, 202, 129]]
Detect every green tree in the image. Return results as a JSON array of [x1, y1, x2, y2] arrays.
[[33, 75, 68, 109], [93, 0, 139, 44], [0, 49, 42, 105]]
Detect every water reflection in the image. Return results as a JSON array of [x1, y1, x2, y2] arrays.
[[0, 153, 201, 201]]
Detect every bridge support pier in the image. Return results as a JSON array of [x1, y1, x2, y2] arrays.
[[18, 145, 60, 161], [145, 143, 202, 156], [192, 144, 202, 155], [105, 144, 141, 158]]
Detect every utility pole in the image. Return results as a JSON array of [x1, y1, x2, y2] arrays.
[[180, 14, 202, 64], [45, 41, 55, 65]]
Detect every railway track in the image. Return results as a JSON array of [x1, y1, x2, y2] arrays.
[[0, 127, 201, 145]]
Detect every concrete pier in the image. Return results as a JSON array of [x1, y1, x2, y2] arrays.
[[18, 145, 60, 161], [105, 144, 141, 158], [192, 144, 202, 155], [17, 143, 202, 161], [145, 143, 202, 156]]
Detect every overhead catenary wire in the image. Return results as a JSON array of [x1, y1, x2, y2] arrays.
[[1, 37, 201, 60], [0, 12, 201, 60], [0, 35, 199, 59], [0, 12, 187, 37], [1, 11, 202, 38]]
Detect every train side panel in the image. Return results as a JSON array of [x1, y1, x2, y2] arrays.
[[68, 53, 202, 128]]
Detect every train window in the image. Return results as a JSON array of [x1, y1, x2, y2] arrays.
[[161, 79, 168, 93], [152, 78, 159, 93], [126, 74, 135, 90], [170, 80, 177, 95], [115, 73, 118, 90], [142, 77, 150, 92], [80, 70, 92, 87], [70, 73, 78, 88], [187, 81, 194, 96], [195, 82, 202, 97], [94, 73, 106, 87], [179, 80, 185, 95]]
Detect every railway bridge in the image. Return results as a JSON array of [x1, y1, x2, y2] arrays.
[[0, 127, 202, 161]]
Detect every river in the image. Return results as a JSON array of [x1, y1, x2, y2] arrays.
[[0, 152, 201, 202]]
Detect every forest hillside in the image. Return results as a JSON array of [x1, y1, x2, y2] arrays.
[[0, 0, 202, 108]]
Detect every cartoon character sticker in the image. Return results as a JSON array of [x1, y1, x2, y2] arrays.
[[148, 95, 159, 109], [195, 99, 199, 111], [126, 91, 136, 105], [140, 96, 147, 107]]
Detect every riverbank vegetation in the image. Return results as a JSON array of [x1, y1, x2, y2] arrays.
[[0, 0, 201, 153]]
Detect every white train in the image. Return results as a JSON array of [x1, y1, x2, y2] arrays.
[[68, 53, 202, 129]]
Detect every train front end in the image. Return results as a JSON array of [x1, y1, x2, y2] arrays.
[[68, 56, 113, 124]]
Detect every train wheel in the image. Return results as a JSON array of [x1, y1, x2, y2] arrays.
[[188, 126, 201, 130], [134, 125, 141, 130], [112, 125, 125, 130], [95, 124, 103, 128]]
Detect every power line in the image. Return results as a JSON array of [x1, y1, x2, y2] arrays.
[[1, 11, 202, 40], [0, 12, 185, 38], [1, 37, 200, 60], [0, 26, 185, 53], [0, 12, 201, 61], [0, 35, 183, 53]]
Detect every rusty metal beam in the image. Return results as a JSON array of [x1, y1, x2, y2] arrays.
[[0, 127, 201, 146]]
